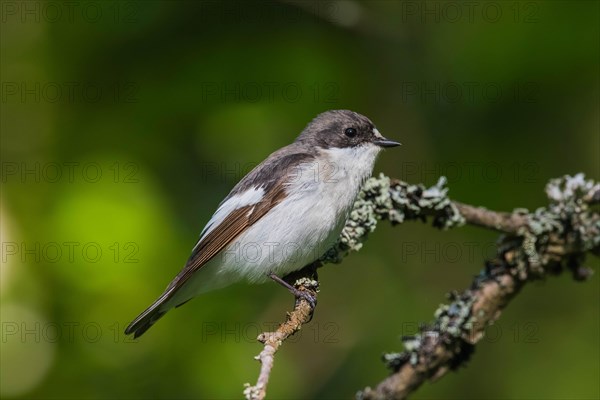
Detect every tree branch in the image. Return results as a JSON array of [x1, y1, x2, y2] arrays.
[[452, 202, 528, 234], [243, 173, 599, 399]]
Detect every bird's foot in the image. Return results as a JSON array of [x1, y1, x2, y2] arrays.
[[291, 287, 317, 309], [268, 273, 318, 310]]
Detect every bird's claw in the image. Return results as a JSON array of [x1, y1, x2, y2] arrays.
[[292, 288, 317, 310]]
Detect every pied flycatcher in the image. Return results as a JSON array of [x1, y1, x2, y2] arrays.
[[125, 110, 400, 338]]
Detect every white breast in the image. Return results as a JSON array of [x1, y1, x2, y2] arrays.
[[221, 143, 382, 282]]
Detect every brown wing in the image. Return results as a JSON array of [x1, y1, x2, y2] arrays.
[[125, 150, 314, 338], [165, 184, 287, 294], [124, 185, 287, 338], [167, 149, 315, 293]]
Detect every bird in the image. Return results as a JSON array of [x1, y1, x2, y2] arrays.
[[125, 110, 400, 338]]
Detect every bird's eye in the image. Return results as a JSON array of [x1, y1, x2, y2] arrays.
[[344, 127, 357, 137]]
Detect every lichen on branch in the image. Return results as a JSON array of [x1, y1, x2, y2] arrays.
[[360, 174, 599, 399], [321, 174, 465, 264]]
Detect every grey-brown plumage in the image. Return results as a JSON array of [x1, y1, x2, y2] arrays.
[[125, 110, 399, 338]]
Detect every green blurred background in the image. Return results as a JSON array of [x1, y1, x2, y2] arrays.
[[1, 1, 598, 399]]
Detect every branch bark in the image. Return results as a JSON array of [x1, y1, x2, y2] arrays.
[[452, 202, 528, 234], [243, 173, 599, 399]]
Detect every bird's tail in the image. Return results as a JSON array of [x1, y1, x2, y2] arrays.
[[124, 293, 172, 338]]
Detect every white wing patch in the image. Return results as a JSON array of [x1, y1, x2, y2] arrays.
[[196, 187, 265, 246]]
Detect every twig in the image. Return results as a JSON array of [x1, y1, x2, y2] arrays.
[[244, 266, 319, 400]]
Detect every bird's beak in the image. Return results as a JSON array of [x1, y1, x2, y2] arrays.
[[373, 128, 401, 148], [374, 138, 401, 148]]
